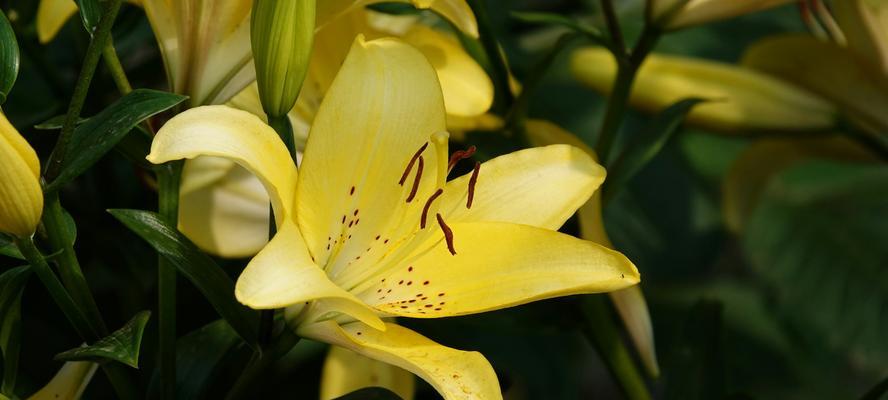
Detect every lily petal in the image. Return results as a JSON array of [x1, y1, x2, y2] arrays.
[[301, 321, 501, 400], [296, 37, 446, 279], [317, 0, 478, 37], [401, 25, 493, 117], [320, 346, 416, 400], [358, 222, 638, 318], [835, 0, 888, 75], [439, 144, 604, 230], [236, 222, 385, 330], [147, 105, 296, 225], [36, 0, 78, 43], [28, 361, 97, 400], [179, 157, 270, 258]]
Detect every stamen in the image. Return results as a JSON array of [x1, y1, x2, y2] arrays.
[[421, 188, 444, 228], [405, 156, 424, 203], [436, 213, 456, 255], [447, 145, 476, 173], [467, 161, 480, 209], [399, 142, 428, 185]]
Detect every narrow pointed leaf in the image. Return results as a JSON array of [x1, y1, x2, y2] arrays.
[[108, 209, 259, 344], [510, 11, 606, 45], [75, 0, 101, 35], [0, 10, 19, 104], [333, 387, 404, 400], [0, 266, 32, 393], [45, 89, 187, 192], [606, 98, 706, 201], [0, 235, 23, 260], [170, 320, 245, 399], [34, 115, 88, 130], [55, 311, 151, 368]]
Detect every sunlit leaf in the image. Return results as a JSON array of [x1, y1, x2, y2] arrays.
[[108, 209, 259, 345], [55, 311, 151, 368]]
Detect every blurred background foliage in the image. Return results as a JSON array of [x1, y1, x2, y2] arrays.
[[0, 0, 886, 399]]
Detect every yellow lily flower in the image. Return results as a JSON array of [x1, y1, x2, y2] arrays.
[[148, 36, 639, 399], [0, 112, 43, 238], [834, 0, 888, 75], [648, 0, 797, 30], [571, 47, 838, 134], [36, 0, 77, 44], [28, 361, 98, 400], [524, 119, 660, 378], [320, 346, 415, 400], [179, 6, 493, 258]]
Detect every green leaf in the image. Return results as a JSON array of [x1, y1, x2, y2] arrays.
[[664, 300, 726, 400], [0, 265, 31, 394], [75, 0, 102, 35], [55, 310, 151, 368], [860, 375, 888, 400], [108, 209, 259, 344], [34, 115, 88, 130], [170, 320, 245, 399], [45, 89, 186, 192], [605, 98, 706, 202], [0, 10, 19, 104], [0, 235, 23, 260], [333, 387, 404, 400], [743, 160, 888, 368], [510, 11, 607, 45]]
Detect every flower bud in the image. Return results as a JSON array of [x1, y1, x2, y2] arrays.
[[571, 47, 838, 133], [0, 112, 43, 237], [251, 0, 316, 117], [648, 0, 795, 30]]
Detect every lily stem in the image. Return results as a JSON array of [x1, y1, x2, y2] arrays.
[[267, 114, 297, 163], [157, 161, 183, 399], [580, 297, 651, 400], [467, 0, 514, 111], [44, 0, 123, 181], [595, 25, 660, 166], [102, 39, 132, 95]]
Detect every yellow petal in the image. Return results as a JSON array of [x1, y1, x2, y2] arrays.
[[526, 119, 660, 377], [295, 37, 446, 280], [320, 346, 416, 400], [36, 0, 78, 43], [742, 34, 888, 134], [27, 361, 97, 400], [662, 0, 796, 29], [178, 157, 270, 258], [446, 113, 503, 140], [438, 144, 604, 230], [317, 0, 478, 37], [301, 321, 501, 400], [146, 105, 296, 225], [401, 25, 493, 117], [571, 47, 838, 134], [722, 136, 879, 233], [835, 0, 888, 75], [227, 83, 311, 151], [236, 221, 385, 330], [357, 222, 638, 318], [0, 113, 43, 237]]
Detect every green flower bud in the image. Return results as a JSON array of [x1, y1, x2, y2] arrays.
[[251, 0, 316, 117]]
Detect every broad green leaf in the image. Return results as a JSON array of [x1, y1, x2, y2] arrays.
[[171, 320, 245, 399], [0, 235, 22, 260], [743, 160, 888, 368], [510, 11, 607, 45], [108, 209, 259, 344], [34, 115, 87, 130], [333, 387, 404, 400], [0, 10, 19, 104], [605, 98, 705, 201], [55, 311, 151, 368], [0, 265, 31, 394], [664, 300, 726, 400], [45, 89, 186, 193], [75, 0, 101, 35]]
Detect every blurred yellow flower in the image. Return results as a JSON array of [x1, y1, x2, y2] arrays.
[[147, 36, 638, 400], [0, 112, 43, 237], [648, 0, 796, 29], [27, 361, 97, 400]]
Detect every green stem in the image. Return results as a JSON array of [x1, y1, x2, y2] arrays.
[[580, 297, 651, 400], [595, 26, 660, 165], [157, 161, 183, 399], [599, 0, 626, 54], [44, 0, 123, 181], [466, 0, 514, 111], [41, 193, 108, 335], [102, 39, 132, 95], [267, 114, 296, 163]]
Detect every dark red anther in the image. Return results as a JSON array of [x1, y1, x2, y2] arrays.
[[436, 213, 456, 255], [405, 156, 424, 203], [467, 161, 480, 209], [421, 188, 444, 228], [399, 142, 429, 185], [447, 145, 477, 173]]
